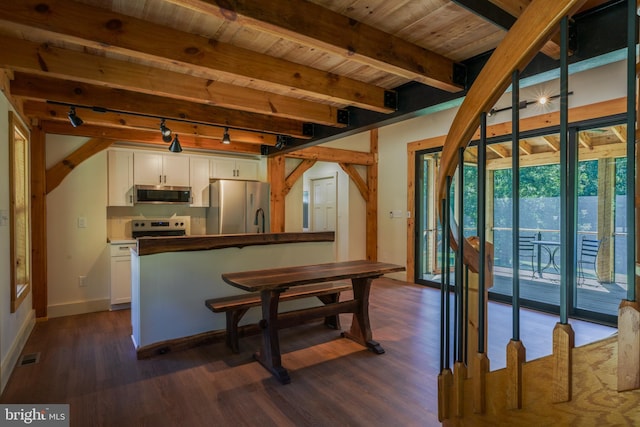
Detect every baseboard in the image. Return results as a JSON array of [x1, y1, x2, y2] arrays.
[[1, 309, 35, 393], [47, 298, 111, 318]]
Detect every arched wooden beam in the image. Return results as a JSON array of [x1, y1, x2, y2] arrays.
[[45, 137, 114, 194]]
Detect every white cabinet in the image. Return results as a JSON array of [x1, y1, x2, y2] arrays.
[[107, 150, 134, 206], [190, 156, 211, 207], [134, 152, 190, 186], [210, 157, 259, 180], [110, 242, 135, 305]]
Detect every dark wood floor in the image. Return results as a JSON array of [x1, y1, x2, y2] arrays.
[[0, 279, 615, 427]]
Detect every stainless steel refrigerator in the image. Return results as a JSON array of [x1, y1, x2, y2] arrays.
[[206, 180, 270, 234]]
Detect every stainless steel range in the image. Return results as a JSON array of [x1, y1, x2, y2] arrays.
[[131, 218, 187, 238]]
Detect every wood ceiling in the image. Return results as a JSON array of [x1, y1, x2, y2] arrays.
[[0, 0, 615, 156]]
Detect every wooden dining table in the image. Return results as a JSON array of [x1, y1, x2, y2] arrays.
[[221, 260, 405, 384]]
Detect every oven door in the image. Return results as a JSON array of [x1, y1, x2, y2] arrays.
[[134, 185, 192, 204]]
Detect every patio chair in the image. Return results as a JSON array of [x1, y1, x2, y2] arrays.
[[518, 234, 537, 278], [578, 237, 601, 284]]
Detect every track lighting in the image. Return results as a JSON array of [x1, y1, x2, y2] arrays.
[[169, 134, 182, 153], [160, 119, 172, 143], [67, 107, 83, 127], [275, 135, 290, 150], [222, 127, 231, 144]]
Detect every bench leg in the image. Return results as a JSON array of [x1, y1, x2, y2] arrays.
[[227, 308, 249, 353], [317, 294, 341, 330], [255, 289, 290, 384]]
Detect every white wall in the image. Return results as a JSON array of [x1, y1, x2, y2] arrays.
[[46, 135, 111, 317], [0, 94, 35, 393]]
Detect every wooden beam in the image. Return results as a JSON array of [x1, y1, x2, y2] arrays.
[[487, 143, 510, 158], [611, 125, 627, 143], [40, 121, 262, 155], [285, 146, 374, 165], [542, 135, 560, 152], [23, 101, 278, 146], [0, 0, 394, 113], [0, 36, 342, 127], [268, 155, 286, 232], [30, 124, 47, 318], [579, 132, 593, 150], [284, 159, 316, 197], [11, 73, 310, 139], [339, 163, 369, 202], [165, 0, 463, 92], [46, 138, 114, 194], [367, 129, 379, 262], [518, 140, 533, 155], [487, 141, 626, 170]]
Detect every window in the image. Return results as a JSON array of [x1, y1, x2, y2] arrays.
[[9, 111, 30, 312]]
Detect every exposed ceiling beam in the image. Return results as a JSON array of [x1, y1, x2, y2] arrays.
[[0, 0, 396, 113], [40, 121, 262, 155], [23, 101, 278, 146], [11, 73, 310, 138], [285, 146, 374, 165], [165, 0, 464, 92], [0, 36, 342, 127]]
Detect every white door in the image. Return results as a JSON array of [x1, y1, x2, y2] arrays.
[[311, 176, 336, 231]]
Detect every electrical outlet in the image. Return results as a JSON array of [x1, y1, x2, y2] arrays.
[[78, 276, 87, 287], [77, 217, 87, 228]]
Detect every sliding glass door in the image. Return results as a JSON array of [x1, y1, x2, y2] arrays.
[[415, 117, 628, 325]]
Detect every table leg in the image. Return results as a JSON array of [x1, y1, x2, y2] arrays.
[[342, 277, 385, 354], [255, 289, 290, 384]]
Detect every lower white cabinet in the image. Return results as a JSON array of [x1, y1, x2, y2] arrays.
[[110, 242, 135, 305]]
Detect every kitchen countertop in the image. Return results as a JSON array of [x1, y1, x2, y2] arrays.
[[108, 239, 136, 245], [135, 232, 335, 256]]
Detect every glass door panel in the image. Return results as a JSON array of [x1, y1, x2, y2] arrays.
[[575, 125, 627, 320]]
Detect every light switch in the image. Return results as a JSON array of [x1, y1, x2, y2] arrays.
[[0, 210, 8, 227], [77, 217, 87, 228]]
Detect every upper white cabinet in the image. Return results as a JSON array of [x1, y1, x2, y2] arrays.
[[134, 152, 190, 187], [211, 157, 259, 180], [107, 149, 134, 206], [190, 156, 211, 207]]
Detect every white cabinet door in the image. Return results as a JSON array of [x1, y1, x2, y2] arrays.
[[110, 244, 134, 305], [107, 150, 134, 206], [162, 155, 190, 186], [190, 156, 211, 207], [134, 152, 190, 186], [210, 157, 259, 180], [210, 157, 237, 179], [235, 159, 259, 180], [134, 152, 163, 185]]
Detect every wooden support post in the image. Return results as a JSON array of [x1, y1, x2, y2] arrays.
[[30, 124, 47, 318], [453, 361, 467, 417], [618, 300, 640, 391], [472, 352, 489, 414], [506, 339, 526, 409], [437, 368, 453, 422], [596, 158, 615, 282], [367, 129, 378, 261], [552, 322, 575, 403], [267, 154, 286, 232]]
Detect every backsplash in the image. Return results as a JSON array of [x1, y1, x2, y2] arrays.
[[107, 206, 207, 240]]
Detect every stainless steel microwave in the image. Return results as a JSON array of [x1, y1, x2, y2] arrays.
[[134, 185, 192, 204]]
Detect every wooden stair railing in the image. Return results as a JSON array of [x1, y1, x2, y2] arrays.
[[436, 0, 589, 421]]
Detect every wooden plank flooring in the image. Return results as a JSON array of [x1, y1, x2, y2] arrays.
[[0, 279, 615, 427]]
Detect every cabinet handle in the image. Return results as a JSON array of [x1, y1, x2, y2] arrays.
[[159, 175, 162, 184], [164, 175, 167, 183], [129, 195, 133, 204]]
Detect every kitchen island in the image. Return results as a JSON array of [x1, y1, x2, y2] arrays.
[[130, 232, 336, 357]]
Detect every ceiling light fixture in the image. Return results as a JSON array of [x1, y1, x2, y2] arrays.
[[169, 134, 183, 153], [67, 106, 84, 127], [160, 119, 172, 142], [488, 92, 573, 117], [222, 127, 231, 144]]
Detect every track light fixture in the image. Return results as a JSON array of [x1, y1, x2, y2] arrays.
[[160, 119, 172, 143], [222, 127, 231, 144], [169, 134, 183, 153], [67, 106, 83, 127], [275, 135, 290, 150]]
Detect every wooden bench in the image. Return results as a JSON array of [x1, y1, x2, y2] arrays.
[[205, 282, 352, 353]]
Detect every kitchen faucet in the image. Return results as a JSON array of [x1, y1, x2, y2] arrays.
[[254, 208, 265, 233]]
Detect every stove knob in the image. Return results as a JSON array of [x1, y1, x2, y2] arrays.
[[134, 223, 139, 227], [180, 222, 184, 226]]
